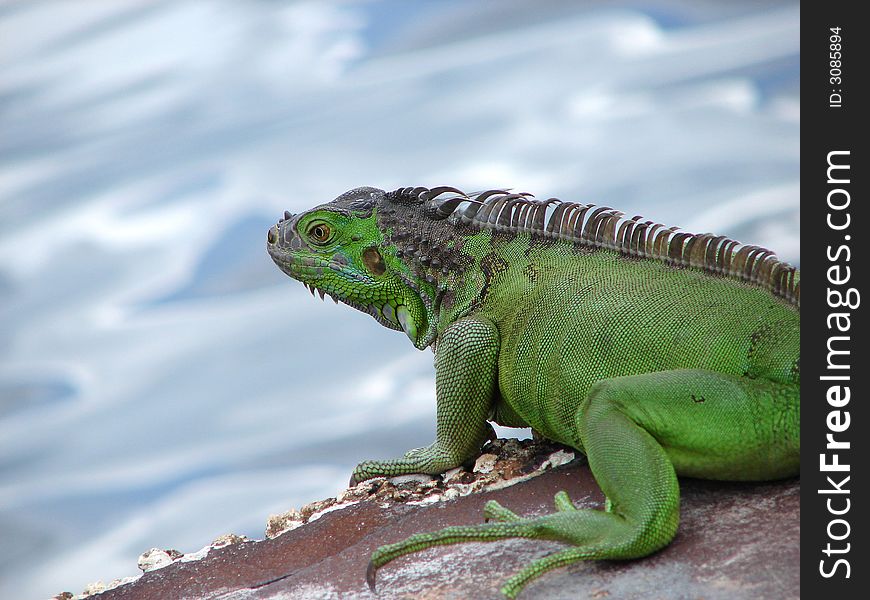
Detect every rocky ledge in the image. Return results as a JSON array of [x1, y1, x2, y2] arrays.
[[57, 438, 799, 600]]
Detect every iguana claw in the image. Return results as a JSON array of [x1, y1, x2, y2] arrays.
[[366, 560, 377, 592]]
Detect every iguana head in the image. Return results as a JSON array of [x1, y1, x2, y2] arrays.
[[267, 187, 438, 349]]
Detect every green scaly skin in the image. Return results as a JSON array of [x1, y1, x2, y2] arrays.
[[267, 186, 800, 598]]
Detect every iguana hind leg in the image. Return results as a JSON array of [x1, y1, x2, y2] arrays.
[[368, 369, 799, 598]]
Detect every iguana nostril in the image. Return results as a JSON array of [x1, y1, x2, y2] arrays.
[[267, 227, 277, 244]]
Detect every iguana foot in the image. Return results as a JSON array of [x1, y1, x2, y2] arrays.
[[348, 444, 461, 486], [349, 423, 499, 486], [367, 490, 676, 598], [483, 491, 576, 524]]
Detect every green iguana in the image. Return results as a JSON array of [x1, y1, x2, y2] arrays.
[[266, 186, 800, 598]]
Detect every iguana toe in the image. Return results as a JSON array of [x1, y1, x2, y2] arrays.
[[483, 499, 521, 523]]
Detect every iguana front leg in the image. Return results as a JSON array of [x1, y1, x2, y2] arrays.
[[350, 317, 499, 484]]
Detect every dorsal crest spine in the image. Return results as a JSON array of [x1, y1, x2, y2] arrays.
[[385, 186, 800, 309]]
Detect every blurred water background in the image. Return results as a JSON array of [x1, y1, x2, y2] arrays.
[[0, 1, 798, 597]]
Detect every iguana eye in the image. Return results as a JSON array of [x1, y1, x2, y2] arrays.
[[308, 223, 332, 244]]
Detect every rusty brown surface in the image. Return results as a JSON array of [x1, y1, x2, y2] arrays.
[[95, 460, 799, 600]]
